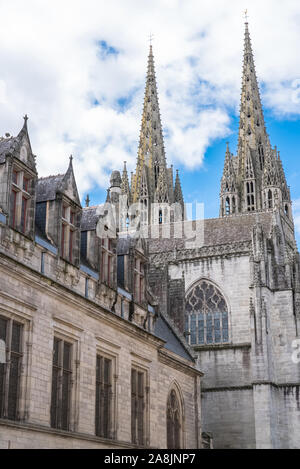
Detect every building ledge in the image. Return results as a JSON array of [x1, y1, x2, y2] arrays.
[[193, 342, 251, 352], [0, 419, 150, 449]]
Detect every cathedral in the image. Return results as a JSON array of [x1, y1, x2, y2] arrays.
[[0, 20, 299, 449]]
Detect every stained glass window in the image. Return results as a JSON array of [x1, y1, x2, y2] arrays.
[[185, 280, 229, 345]]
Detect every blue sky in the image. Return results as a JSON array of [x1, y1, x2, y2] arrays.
[[0, 0, 299, 245]]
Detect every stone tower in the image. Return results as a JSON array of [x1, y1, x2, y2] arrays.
[[130, 45, 184, 226], [220, 21, 292, 219]]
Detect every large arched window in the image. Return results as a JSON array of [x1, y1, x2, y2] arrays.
[[185, 280, 229, 345], [167, 389, 182, 449]]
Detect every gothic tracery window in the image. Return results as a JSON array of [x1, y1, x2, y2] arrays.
[[246, 181, 255, 211], [185, 280, 229, 345], [268, 189, 273, 209], [167, 389, 182, 449], [225, 197, 230, 215]]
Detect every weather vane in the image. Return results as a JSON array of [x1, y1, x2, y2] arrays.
[[149, 33, 154, 45], [244, 9, 249, 22]]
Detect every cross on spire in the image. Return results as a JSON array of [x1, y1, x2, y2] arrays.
[[244, 9, 249, 22], [149, 33, 154, 46]]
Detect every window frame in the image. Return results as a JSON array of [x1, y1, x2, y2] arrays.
[[134, 256, 145, 304], [95, 351, 117, 440], [101, 238, 115, 287], [0, 311, 32, 423], [131, 364, 149, 447], [166, 387, 184, 449], [0, 315, 23, 421], [10, 165, 32, 233], [50, 334, 78, 432], [185, 280, 230, 347], [60, 202, 77, 264]]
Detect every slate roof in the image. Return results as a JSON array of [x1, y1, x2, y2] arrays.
[[36, 175, 64, 203], [0, 137, 20, 164], [81, 206, 100, 231], [154, 314, 194, 362], [148, 211, 274, 253]]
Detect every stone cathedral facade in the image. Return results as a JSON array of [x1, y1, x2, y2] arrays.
[[0, 20, 299, 450], [111, 22, 300, 449]]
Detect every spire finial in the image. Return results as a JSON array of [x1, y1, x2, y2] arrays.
[[85, 194, 90, 208], [69, 154, 73, 163], [24, 114, 28, 123], [244, 9, 249, 22], [149, 33, 154, 47]]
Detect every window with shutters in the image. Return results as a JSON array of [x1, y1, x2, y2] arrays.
[[131, 368, 147, 446], [167, 389, 183, 449], [0, 315, 23, 421], [95, 355, 113, 439], [50, 338, 73, 431]]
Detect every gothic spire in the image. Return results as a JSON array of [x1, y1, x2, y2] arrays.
[[221, 143, 237, 193], [174, 170, 184, 204], [121, 161, 131, 204], [132, 45, 168, 204], [238, 21, 270, 177]]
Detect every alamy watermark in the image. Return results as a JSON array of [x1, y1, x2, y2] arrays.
[[95, 196, 205, 249]]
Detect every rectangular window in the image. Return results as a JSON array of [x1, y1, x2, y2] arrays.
[[35, 202, 47, 235], [0, 316, 23, 421], [80, 231, 88, 260], [117, 255, 125, 288], [69, 230, 73, 263], [131, 368, 145, 446], [50, 338, 72, 431], [10, 168, 32, 234], [10, 190, 17, 228], [12, 170, 18, 185], [61, 224, 65, 258], [95, 355, 113, 439], [23, 177, 29, 192], [85, 278, 89, 299], [101, 239, 114, 287], [70, 211, 75, 225], [134, 258, 145, 303], [41, 252, 45, 274], [20, 197, 27, 233]]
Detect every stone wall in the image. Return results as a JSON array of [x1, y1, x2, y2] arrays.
[[0, 225, 202, 449]]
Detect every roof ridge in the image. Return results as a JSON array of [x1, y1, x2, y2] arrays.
[[38, 174, 65, 181]]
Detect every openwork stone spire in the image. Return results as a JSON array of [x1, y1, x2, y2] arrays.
[[132, 45, 169, 206], [129, 45, 183, 225], [220, 21, 292, 219], [238, 21, 270, 178], [121, 161, 131, 204]]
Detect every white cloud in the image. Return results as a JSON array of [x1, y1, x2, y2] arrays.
[[0, 0, 299, 198]]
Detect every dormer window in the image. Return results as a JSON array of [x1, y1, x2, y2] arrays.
[[101, 238, 114, 287], [61, 204, 76, 263], [10, 167, 31, 234], [134, 258, 145, 304]]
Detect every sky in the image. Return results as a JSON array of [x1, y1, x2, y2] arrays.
[[0, 0, 299, 245]]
